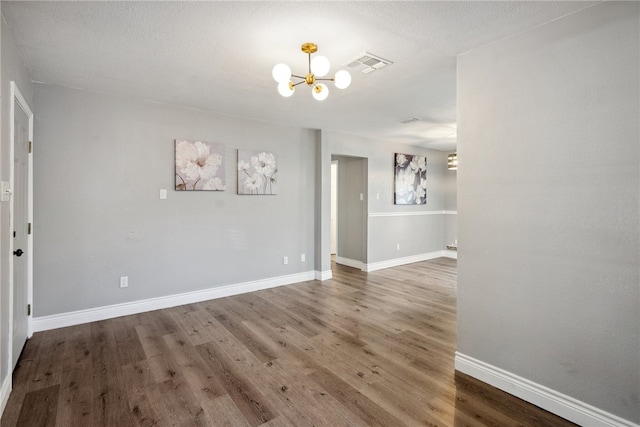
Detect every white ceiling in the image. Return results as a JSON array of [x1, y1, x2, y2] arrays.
[[2, 1, 598, 151]]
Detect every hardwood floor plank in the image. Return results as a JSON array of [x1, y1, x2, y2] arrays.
[[195, 341, 275, 426], [56, 351, 93, 425], [15, 384, 59, 427], [265, 358, 370, 427], [135, 324, 165, 359], [307, 330, 456, 426], [259, 288, 368, 348], [169, 309, 217, 346], [307, 365, 407, 427], [120, 360, 165, 427], [162, 331, 227, 400], [2, 258, 579, 427], [210, 298, 290, 360], [90, 320, 137, 426], [201, 395, 254, 427], [211, 308, 279, 363], [20, 329, 65, 394], [147, 352, 210, 426], [111, 317, 147, 367], [233, 293, 320, 338]]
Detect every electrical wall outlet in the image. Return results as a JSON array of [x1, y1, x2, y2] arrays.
[[283, 256, 288, 265], [120, 276, 129, 288], [396, 243, 400, 251], [301, 253, 306, 262]]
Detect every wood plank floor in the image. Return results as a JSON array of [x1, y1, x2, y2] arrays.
[[1, 258, 577, 426]]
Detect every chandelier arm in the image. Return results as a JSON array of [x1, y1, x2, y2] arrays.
[[291, 74, 306, 80], [292, 80, 307, 87], [315, 78, 335, 82]]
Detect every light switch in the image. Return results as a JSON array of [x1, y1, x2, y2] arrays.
[[160, 189, 167, 200], [1, 182, 11, 202]]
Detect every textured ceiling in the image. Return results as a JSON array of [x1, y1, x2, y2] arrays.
[[2, 1, 598, 151]]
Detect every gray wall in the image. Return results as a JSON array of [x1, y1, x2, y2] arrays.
[[0, 13, 34, 390], [457, 2, 639, 424], [33, 84, 316, 317], [444, 166, 457, 246], [314, 130, 329, 274], [333, 155, 366, 263], [326, 131, 448, 265]]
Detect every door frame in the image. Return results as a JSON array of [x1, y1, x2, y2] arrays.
[[330, 160, 338, 255], [7, 81, 34, 376], [330, 155, 368, 271]]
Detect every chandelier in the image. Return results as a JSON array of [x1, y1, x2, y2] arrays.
[[272, 42, 351, 101]]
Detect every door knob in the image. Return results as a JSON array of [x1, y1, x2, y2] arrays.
[[13, 249, 23, 257]]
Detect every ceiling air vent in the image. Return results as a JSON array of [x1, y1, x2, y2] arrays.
[[347, 52, 393, 74]]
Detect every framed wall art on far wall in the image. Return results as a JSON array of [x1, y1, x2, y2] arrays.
[[394, 152, 427, 205], [175, 139, 225, 191], [237, 150, 278, 195]]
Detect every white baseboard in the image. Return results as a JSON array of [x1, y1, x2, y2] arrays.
[[315, 270, 332, 281], [0, 375, 11, 419], [33, 271, 316, 332], [335, 256, 364, 270], [443, 249, 457, 259], [455, 352, 639, 427], [365, 250, 453, 272]]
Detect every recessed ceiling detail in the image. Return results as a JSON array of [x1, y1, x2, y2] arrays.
[[347, 53, 393, 74]]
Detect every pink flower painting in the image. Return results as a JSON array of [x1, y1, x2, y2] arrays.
[[175, 139, 225, 191]]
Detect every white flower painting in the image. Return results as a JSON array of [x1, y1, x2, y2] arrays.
[[237, 150, 278, 195], [175, 139, 225, 191], [394, 152, 427, 205]]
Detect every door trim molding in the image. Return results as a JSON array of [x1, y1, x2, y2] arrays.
[[8, 82, 34, 379]]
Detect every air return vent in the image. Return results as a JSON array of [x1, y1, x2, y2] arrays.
[[347, 52, 393, 74]]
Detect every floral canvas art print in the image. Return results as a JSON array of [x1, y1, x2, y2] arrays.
[[394, 153, 427, 205], [175, 139, 225, 191], [237, 150, 278, 195]]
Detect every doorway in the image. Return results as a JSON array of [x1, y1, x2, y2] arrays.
[[9, 82, 33, 372], [330, 155, 367, 271]]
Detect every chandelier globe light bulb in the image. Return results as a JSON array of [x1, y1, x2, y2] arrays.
[[277, 81, 295, 97], [312, 83, 329, 101], [334, 70, 351, 89], [272, 63, 292, 83], [310, 56, 330, 77]]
